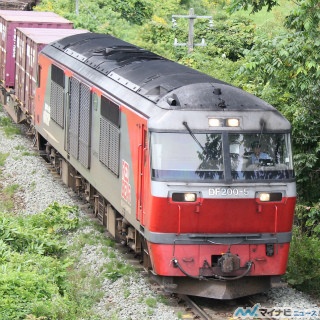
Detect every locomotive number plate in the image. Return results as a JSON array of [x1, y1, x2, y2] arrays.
[[208, 187, 249, 196]]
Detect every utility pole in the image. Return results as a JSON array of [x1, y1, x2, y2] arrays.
[[172, 8, 213, 54], [75, 0, 79, 15]]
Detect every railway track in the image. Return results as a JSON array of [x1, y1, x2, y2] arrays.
[[179, 295, 216, 320], [175, 293, 279, 320]]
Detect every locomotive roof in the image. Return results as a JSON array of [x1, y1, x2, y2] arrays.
[[45, 32, 276, 112]]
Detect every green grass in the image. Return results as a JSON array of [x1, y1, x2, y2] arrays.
[[103, 260, 135, 282], [0, 198, 14, 212], [145, 297, 157, 308], [0, 116, 21, 137], [0, 152, 9, 167], [3, 183, 20, 197], [232, 0, 296, 36], [14, 145, 27, 151], [0, 183, 20, 212]]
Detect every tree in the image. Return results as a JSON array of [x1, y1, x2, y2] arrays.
[[112, 0, 153, 25], [228, 0, 279, 13], [230, 0, 320, 203]]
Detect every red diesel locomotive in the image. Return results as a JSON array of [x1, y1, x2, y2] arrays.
[[4, 29, 296, 299]]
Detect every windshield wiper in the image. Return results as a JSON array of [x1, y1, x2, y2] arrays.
[[182, 121, 204, 151]]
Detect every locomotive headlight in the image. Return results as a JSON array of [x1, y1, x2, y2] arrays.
[[257, 192, 283, 202], [184, 193, 197, 202], [208, 118, 221, 127], [172, 192, 197, 202], [226, 118, 240, 127], [259, 193, 270, 202]]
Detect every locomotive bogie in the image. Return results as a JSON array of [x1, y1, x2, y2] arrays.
[[41, 139, 144, 257]]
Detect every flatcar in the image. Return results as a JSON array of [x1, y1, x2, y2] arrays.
[[6, 29, 296, 299]]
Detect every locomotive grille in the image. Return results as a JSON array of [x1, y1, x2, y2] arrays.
[[50, 81, 64, 128], [78, 83, 91, 169], [99, 117, 120, 176], [66, 78, 92, 169], [69, 77, 80, 159]]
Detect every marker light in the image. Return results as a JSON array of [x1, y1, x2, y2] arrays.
[[172, 193, 197, 202], [226, 118, 240, 127], [208, 118, 221, 127]]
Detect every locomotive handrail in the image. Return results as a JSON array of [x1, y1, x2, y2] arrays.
[[152, 231, 292, 245], [189, 233, 261, 238], [190, 233, 278, 245]]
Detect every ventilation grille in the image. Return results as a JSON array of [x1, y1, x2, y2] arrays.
[[99, 117, 120, 176], [78, 84, 91, 168], [50, 81, 64, 127], [67, 77, 91, 169], [69, 77, 80, 159]]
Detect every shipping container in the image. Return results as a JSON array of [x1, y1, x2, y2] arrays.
[[0, 10, 73, 88], [15, 27, 89, 116], [0, 1, 35, 11]]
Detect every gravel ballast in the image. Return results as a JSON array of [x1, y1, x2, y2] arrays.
[[0, 109, 319, 319]]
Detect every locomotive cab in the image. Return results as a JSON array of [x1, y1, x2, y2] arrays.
[[143, 87, 296, 298]]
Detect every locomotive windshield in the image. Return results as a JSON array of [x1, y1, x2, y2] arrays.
[[150, 132, 294, 182], [229, 133, 294, 181]]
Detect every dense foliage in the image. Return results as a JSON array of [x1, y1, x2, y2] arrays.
[[227, 0, 320, 295], [285, 227, 320, 296], [0, 203, 79, 319], [235, 17, 320, 204]]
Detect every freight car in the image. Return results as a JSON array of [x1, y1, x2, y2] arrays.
[[2, 26, 296, 299], [0, 10, 88, 122], [0, 10, 73, 89]]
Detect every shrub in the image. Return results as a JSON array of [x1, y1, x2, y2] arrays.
[[285, 226, 320, 297], [0, 203, 80, 319]]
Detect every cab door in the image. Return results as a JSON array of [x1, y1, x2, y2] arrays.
[[137, 125, 147, 224]]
